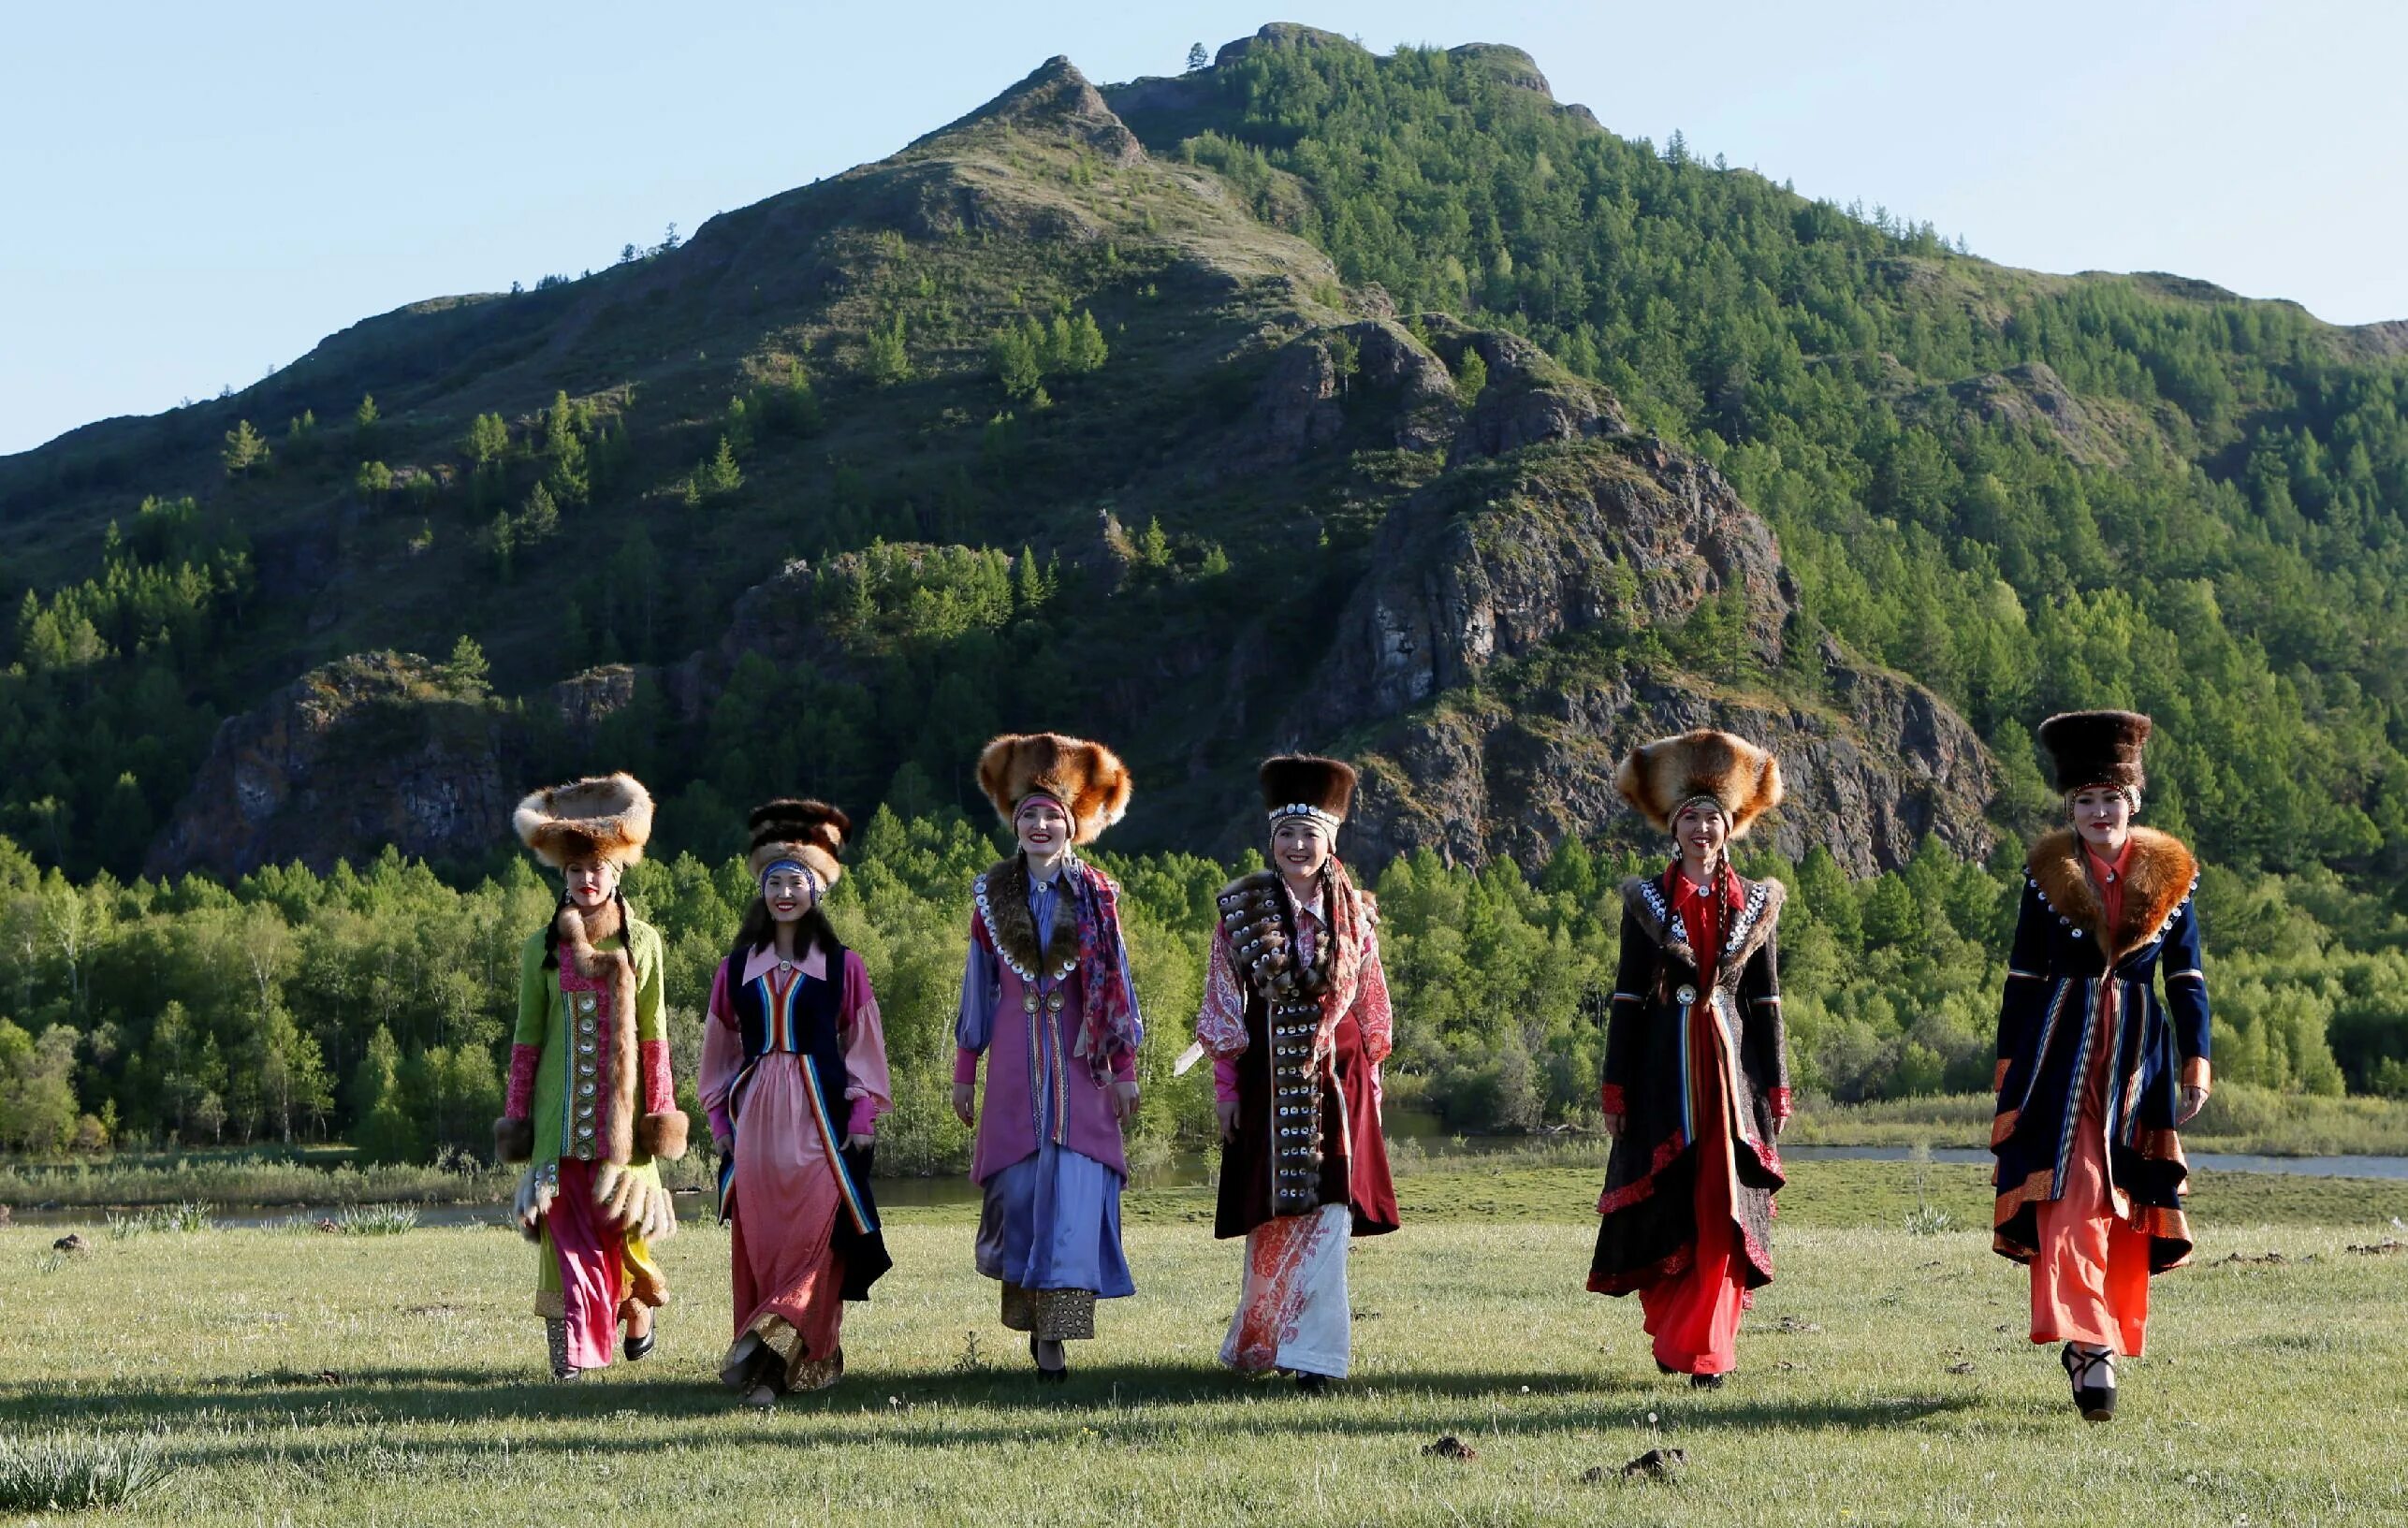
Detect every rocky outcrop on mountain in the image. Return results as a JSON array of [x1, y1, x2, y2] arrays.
[[1314, 439, 1792, 725], [143, 654, 679, 876], [144, 654, 520, 878], [1929, 362, 2126, 467], [1340, 657, 1994, 879], [1431, 321, 1629, 466], [911, 55, 1146, 167], [1306, 432, 1995, 876]]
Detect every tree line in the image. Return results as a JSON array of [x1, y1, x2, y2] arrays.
[[0, 808, 2396, 1163]]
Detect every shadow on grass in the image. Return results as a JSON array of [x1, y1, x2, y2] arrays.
[[0, 1360, 1982, 1450]]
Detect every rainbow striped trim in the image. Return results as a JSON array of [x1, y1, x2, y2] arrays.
[[798, 1045, 876, 1236]]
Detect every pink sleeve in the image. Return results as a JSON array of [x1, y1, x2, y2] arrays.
[[504, 1043, 540, 1119], [638, 1040, 673, 1114], [1354, 924, 1394, 1066], [1214, 1057, 1240, 1104], [839, 952, 893, 1137], [699, 961, 740, 1142], [954, 1047, 980, 1086], [1196, 923, 1250, 1060]]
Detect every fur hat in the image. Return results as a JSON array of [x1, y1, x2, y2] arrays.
[[745, 798, 850, 887], [514, 773, 654, 869], [1614, 729, 1784, 837], [976, 732, 1133, 845], [2037, 709, 2151, 800], [1260, 754, 1357, 830]]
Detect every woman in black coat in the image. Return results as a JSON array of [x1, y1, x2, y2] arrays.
[[1589, 729, 1792, 1389]]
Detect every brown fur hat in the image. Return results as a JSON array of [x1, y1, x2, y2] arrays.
[[1260, 754, 1358, 826], [2037, 709, 2151, 800], [514, 773, 654, 869], [1614, 729, 1784, 837], [745, 798, 850, 887], [976, 732, 1133, 845]]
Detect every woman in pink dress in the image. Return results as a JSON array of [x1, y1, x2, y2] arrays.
[[701, 799, 893, 1405]]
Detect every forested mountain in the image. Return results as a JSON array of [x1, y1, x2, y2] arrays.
[[1, 23, 2405, 1155]]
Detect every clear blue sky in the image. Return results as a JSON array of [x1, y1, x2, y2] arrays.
[[4, 0, 2401, 458]]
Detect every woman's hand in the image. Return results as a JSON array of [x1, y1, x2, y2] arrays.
[[952, 1081, 976, 1128], [712, 1132, 735, 1158], [2177, 1085, 2209, 1125], [841, 1132, 875, 1153], [1215, 1099, 1240, 1142], [1600, 1112, 1626, 1139], [1111, 1079, 1141, 1126]]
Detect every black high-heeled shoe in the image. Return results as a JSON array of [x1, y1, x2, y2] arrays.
[[2060, 1343, 2116, 1421], [1689, 1371, 1727, 1390], [625, 1325, 657, 1362]]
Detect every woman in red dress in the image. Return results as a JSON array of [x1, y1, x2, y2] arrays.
[[1588, 730, 1792, 1388]]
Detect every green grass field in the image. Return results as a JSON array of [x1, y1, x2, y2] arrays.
[[6, 1161, 2406, 1525]]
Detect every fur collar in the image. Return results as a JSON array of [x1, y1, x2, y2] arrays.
[[977, 854, 1082, 979], [1216, 862, 1370, 1030], [2025, 827, 2197, 962], [1621, 871, 1785, 984]]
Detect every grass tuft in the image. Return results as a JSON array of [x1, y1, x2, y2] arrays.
[[103, 1201, 214, 1239], [335, 1203, 418, 1236], [0, 1432, 171, 1512]]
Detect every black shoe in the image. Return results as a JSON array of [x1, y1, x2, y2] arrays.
[[1294, 1372, 1331, 1394], [2060, 1343, 2116, 1421], [1689, 1371, 1727, 1390], [1656, 1360, 1678, 1376], [625, 1324, 657, 1362], [1031, 1335, 1069, 1384]]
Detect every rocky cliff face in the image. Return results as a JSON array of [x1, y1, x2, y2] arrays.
[[144, 655, 652, 878], [1308, 414, 1996, 877], [144, 655, 520, 878]]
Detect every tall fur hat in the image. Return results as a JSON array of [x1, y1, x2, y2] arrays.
[[976, 732, 1132, 846], [745, 798, 850, 888], [513, 773, 654, 869], [1260, 754, 1357, 830], [1614, 729, 1784, 837], [2037, 709, 2151, 800]]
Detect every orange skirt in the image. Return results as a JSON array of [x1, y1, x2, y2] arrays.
[[2028, 987, 2151, 1355]]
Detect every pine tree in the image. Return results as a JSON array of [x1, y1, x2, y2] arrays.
[[354, 460, 393, 500], [1065, 310, 1109, 372], [1186, 41, 1209, 72], [485, 511, 516, 582], [440, 635, 490, 697], [354, 394, 379, 429], [221, 419, 270, 476], [989, 324, 1042, 400], [702, 436, 743, 497], [518, 482, 560, 544], [464, 412, 509, 467], [543, 390, 589, 505], [1453, 347, 1488, 407], [866, 313, 912, 386]]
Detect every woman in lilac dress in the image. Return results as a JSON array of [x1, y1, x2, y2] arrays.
[[951, 732, 1144, 1382]]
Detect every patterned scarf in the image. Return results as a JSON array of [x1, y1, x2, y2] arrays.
[[1069, 861, 1140, 1080]]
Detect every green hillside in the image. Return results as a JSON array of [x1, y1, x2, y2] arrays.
[[3, 28, 2403, 895], [3, 25, 2408, 1156]]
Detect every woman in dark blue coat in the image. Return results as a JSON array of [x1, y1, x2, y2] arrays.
[[1992, 710, 2211, 1421]]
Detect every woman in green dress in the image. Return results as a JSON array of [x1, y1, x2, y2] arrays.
[[493, 773, 690, 1381]]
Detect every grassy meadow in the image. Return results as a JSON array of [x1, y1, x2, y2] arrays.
[[6, 1159, 2407, 1525]]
